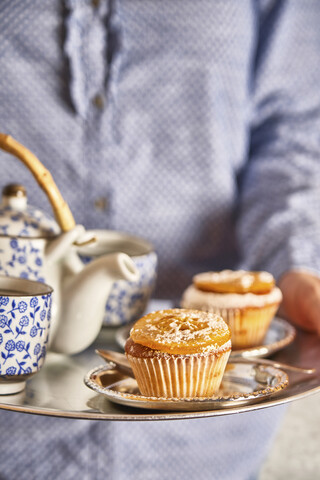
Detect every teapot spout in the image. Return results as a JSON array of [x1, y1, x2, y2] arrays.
[[50, 253, 139, 355]]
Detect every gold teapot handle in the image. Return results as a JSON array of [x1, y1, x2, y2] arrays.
[[0, 133, 76, 232]]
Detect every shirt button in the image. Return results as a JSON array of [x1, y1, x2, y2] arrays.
[[91, 0, 100, 8], [94, 197, 108, 212], [92, 93, 105, 110]]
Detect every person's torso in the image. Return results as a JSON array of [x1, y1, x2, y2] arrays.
[[0, 0, 256, 296]]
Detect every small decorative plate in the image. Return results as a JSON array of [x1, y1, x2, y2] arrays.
[[84, 362, 289, 412], [115, 316, 296, 360]]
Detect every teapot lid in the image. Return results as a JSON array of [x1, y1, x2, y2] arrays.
[[0, 184, 60, 238]]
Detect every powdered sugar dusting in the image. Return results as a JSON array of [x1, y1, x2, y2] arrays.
[[131, 308, 230, 353]]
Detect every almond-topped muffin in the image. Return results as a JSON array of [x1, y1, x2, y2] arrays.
[[124, 308, 231, 399], [181, 270, 282, 350]]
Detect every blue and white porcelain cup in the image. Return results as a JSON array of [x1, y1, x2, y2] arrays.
[[0, 276, 53, 394], [77, 230, 157, 326]]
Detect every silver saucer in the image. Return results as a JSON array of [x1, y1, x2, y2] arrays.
[[115, 316, 296, 359], [84, 361, 289, 412]]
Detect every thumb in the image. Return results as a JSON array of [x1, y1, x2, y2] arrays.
[[279, 271, 320, 334]]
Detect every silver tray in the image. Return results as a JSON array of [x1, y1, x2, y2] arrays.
[[84, 361, 289, 411], [115, 316, 296, 359], [0, 313, 318, 420]]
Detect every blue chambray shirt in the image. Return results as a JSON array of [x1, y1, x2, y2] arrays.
[[0, 1, 319, 479], [1, 0, 320, 300]]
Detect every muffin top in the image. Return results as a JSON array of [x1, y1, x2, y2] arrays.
[[129, 308, 231, 355], [193, 270, 275, 294]]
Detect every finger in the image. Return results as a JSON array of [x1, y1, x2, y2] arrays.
[[279, 271, 320, 334]]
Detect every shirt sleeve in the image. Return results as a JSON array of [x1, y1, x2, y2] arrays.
[[237, 0, 320, 280]]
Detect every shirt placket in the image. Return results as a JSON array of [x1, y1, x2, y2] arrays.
[[65, 0, 113, 228], [64, 0, 110, 119]]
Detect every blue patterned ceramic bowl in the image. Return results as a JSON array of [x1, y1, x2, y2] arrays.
[[78, 230, 157, 326], [0, 276, 53, 394]]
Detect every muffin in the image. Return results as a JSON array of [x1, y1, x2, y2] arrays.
[[181, 270, 282, 350], [125, 308, 231, 398]]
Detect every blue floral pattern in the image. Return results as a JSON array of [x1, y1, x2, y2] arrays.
[[0, 205, 59, 238], [81, 251, 157, 326], [0, 237, 47, 283], [0, 293, 52, 377], [0, 202, 59, 287]]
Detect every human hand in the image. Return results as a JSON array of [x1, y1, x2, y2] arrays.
[[278, 271, 320, 335]]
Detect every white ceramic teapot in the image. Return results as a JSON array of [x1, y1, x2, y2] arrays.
[[0, 133, 139, 355]]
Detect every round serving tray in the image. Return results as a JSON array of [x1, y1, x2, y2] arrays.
[[0, 309, 317, 421]]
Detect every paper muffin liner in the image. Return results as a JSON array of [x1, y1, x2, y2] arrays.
[[206, 304, 279, 349], [126, 349, 231, 398]]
